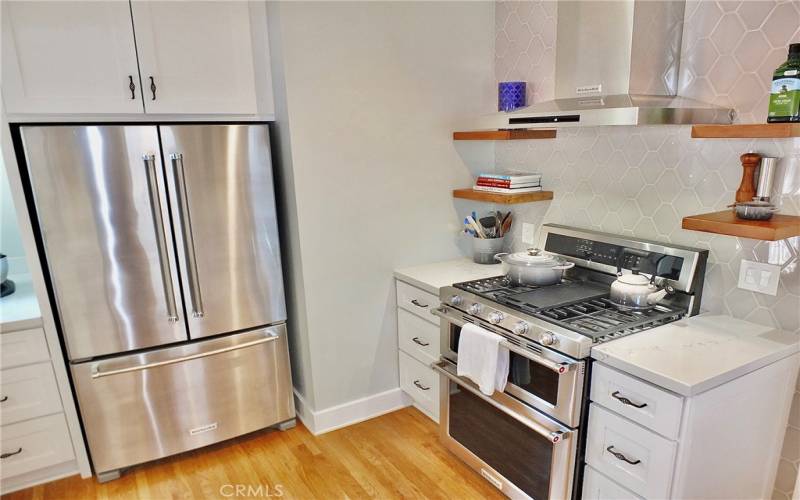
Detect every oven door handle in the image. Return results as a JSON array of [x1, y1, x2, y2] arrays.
[[432, 306, 575, 374], [431, 360, 571, 444]]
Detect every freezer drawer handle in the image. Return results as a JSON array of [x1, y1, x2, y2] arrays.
[[143, 154, 179, 323], [91, 331, 279, 378], [170, 153, 204, 319], [1, 448, 22, 459]]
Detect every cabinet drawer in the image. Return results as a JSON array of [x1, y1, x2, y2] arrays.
[[0, 413, 75, 480], [582, 465, 642, 500], [399, 351, 439, 421], [398, 309, 440, 363], [0, 362, 63, 425], [0, 329, 50, 369], [586, 404, 677, 499], [396, 281, 439, 324], [591, 363, 683, 439]]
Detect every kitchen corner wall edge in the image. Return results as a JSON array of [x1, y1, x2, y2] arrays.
[[0, 106, 92, 482], [293, 388, 411, 436]]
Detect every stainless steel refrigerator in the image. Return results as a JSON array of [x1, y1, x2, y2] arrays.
[[19, 124, 295, 480]]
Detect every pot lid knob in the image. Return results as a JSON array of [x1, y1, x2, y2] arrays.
[[527, 248, 542, 256]]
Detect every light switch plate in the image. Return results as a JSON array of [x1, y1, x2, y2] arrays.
[[737, 260, 780, 296], [522, 223, 536, 245]]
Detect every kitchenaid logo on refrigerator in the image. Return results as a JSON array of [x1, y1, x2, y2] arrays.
[[189, 422, 218, 435]]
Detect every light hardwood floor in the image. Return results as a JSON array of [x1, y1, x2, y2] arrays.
[[2, 407, 504, 499]]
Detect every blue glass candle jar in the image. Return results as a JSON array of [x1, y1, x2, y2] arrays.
[[498, 81, 526, 111]]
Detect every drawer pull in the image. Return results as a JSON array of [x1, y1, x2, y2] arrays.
[[411, 299, 429, 308], [606, 445, 641, 465], [412, 337, 430, 347], [1, 448, 22, 459], [413, 380, 431, 391], [0, 396, 7, 403], [611, 391, 647, 409]]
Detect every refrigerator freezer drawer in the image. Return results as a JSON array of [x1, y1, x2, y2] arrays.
[[71, 325, 294, 474]]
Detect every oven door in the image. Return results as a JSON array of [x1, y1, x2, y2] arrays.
[[434, 306, 584, 427], [433, 358, 576, 500]]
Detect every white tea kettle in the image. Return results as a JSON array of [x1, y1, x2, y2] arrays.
[[609, 269, 672, 309]]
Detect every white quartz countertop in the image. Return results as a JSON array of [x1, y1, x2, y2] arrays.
[[0, 274, 42, 332], [591, 314, 800, 397], [394, 258, 504, 294]]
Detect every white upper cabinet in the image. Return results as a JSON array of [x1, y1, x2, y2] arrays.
[[2, 1, 266, 116], [1, 1, 143, 114], [130, 1, 258, 115]]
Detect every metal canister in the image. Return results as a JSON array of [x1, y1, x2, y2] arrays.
[[756, 157, 777, 201]]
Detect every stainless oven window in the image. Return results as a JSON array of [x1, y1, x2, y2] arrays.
[[450, 325, 560, 406], [448, 380, 553, 499]]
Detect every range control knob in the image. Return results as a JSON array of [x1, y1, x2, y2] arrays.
[[467, 303, 482, 315], [513, 321, 529, 335], [449, 295, 464, 306], [488, 311, 504, 324], [539, 331, 558, 346]]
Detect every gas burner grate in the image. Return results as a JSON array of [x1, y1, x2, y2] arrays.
[[535, 297, 684, 341]]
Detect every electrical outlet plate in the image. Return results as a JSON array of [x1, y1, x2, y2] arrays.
[[522, 223, 536, 245], [737, 260, 780, 296]]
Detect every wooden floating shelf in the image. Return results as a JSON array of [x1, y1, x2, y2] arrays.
[[453, 129, 557, 141], [682, 210, 800, 241], [453, 188, 554, 205], [691, 123, 800, 139]]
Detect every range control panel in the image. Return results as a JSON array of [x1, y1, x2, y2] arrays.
[[544, 233, 684, 280]]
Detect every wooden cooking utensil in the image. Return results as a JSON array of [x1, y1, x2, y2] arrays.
[[736, 152, 761, 203]]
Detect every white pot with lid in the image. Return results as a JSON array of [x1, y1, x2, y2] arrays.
[[494, 248, 575, 286]]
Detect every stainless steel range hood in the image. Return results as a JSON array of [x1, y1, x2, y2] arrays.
[[482, 0, 734, 129]]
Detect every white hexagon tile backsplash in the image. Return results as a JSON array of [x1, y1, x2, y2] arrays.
[[493, 1, 800, 497]]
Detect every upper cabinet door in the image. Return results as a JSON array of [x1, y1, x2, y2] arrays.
[[131, 1, 258, 115], [1, 2, 143, 114]]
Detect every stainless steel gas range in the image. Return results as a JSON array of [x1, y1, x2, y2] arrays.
[[431, 224, 708, 500]]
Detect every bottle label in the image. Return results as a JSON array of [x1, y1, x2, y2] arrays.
[[768, 77, 800, 118]]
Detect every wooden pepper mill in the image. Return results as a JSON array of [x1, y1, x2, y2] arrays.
[[736, 152, 761, 203]]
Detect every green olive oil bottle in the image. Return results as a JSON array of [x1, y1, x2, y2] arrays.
[[767, 43, 800, 123]]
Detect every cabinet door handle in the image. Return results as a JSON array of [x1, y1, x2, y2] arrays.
[[413, 380, 430, 391], [0, 396, 7, 403], [412, 337, 430, 347], [1, 448, 22, 459], [149, 76, 157, 100], [606, 446, 641, 465], [611, 391, 647, 408], [410, 299, 428, 308], [128, 75, 136, 99]]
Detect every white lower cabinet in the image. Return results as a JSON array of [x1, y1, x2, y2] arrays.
[[586, 404, 677, 499], [399, 352, 439, 421], [396, 279, 441, 422], [582, 465, 642, 500], [584, 358, 799, 500], [1, 324, 81, 494], [0, 414, 74, 481]]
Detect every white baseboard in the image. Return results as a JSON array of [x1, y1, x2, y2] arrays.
[[293, 388, 411, 435]]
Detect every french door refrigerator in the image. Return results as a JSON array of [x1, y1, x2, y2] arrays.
[[19, 124, 295, 480]]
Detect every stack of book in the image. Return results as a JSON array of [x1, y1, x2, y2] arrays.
[[473, 172, 542, 194]]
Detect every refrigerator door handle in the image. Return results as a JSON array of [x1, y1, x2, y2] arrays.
[[143, 154, 179, 323], [170, 153, 204, 319], [91, 329, 280, 378]]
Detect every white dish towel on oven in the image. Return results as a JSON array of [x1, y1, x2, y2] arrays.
[[457, 323, 510, 396]]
